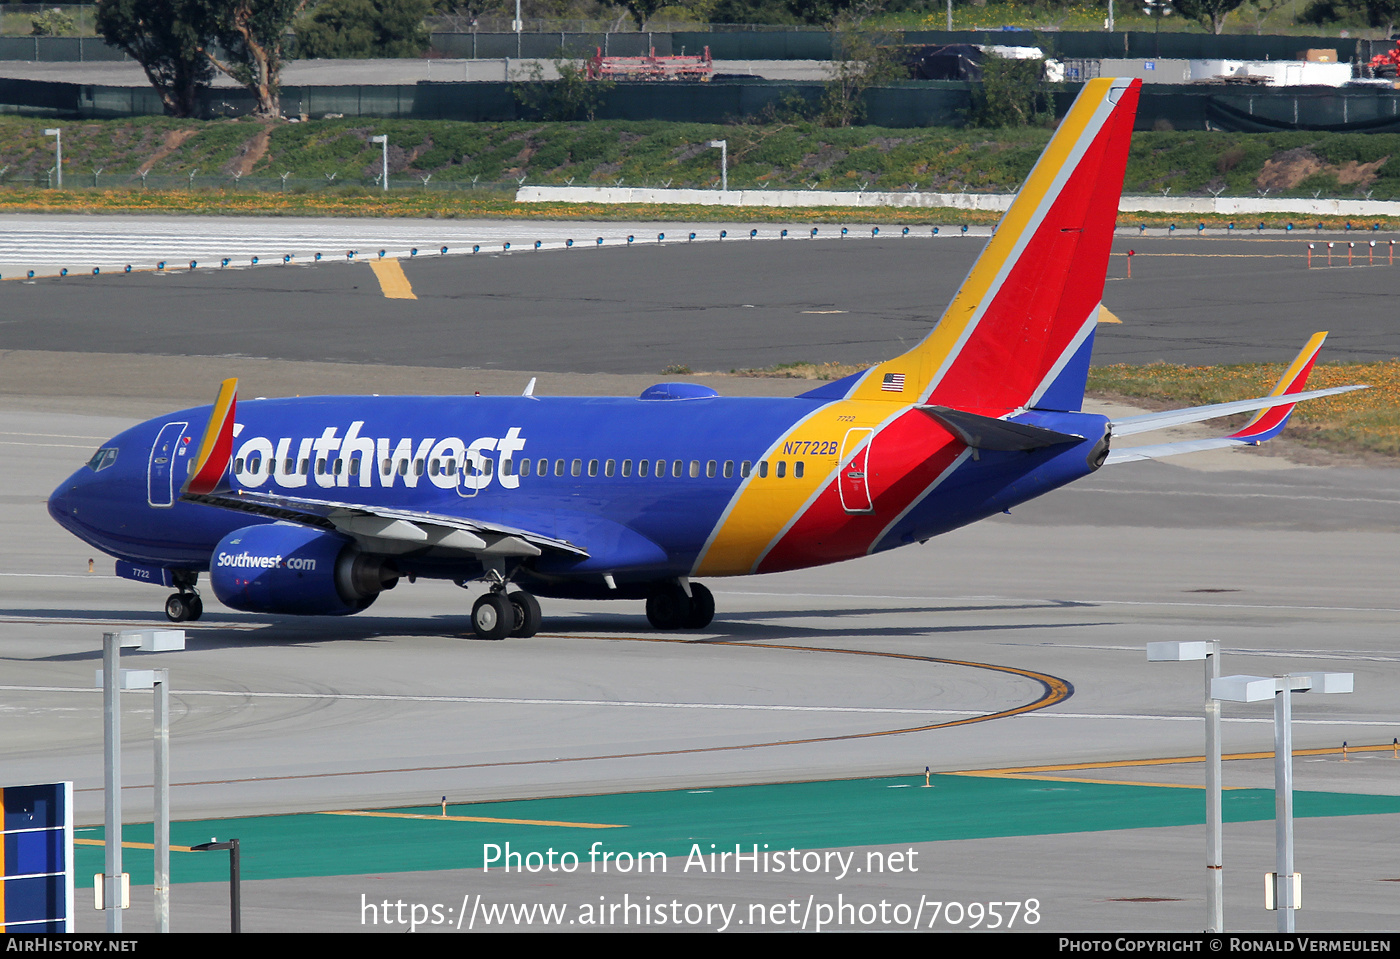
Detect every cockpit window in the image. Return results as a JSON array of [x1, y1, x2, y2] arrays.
[[87, 447, 119, 472]]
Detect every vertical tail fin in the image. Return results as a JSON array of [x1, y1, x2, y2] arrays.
[[182, 378, 238, 496], [846, 77, 1141, 413]]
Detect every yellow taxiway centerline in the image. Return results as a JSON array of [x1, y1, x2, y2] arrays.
[[320, 809, 626, 829], [368, 257, 417, 299]]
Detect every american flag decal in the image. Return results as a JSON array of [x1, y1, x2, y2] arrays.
[[881, 373, 906, 392]]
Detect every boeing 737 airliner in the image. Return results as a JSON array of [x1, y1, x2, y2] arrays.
[[49, 78, 1362, 639]]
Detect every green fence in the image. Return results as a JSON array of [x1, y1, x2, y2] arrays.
[[8, 75, 1400, 133], [0, 30, 1369, 64]]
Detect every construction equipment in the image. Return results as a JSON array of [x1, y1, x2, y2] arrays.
[[586, 46, 713, 81]]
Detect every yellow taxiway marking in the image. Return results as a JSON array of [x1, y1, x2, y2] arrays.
[[369, 258, 417, 299], [76, 838, 196, 852], [946, 742, 1396, 788], [1097, 305, 1122, 324], [948, 772, 1243, 791], [320, 810, 626, 829]]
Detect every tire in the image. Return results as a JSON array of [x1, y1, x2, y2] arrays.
[[507, 589, 542, 638], [682, 583, 714, 629], [472, 592, 513, 641], [164, 593, 190, 623], [645, 585, 689, 630], [185, 594, 204, 622]]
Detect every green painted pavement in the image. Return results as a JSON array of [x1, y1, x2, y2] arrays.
[[77, 774, 1400, 885]]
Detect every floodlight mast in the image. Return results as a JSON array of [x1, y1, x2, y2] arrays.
[[708, 140, 727, 192], [1146, 641, 1222, 932], [1211, 671, 1354, 933], [370, 135, 388, 192]]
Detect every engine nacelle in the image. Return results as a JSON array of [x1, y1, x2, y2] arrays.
[[210, 523, 398, 616]]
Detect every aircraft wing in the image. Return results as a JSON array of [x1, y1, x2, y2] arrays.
[[183, 488, 589, 559], [1105, 332, 1364, 464]]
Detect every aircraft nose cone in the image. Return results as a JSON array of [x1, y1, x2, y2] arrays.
[[48, 472, 89, 535]]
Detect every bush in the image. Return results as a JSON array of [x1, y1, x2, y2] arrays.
[[31, 8, 77, 36]]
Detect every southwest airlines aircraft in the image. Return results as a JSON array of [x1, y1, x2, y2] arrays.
[[49, 78, 1361, 640]]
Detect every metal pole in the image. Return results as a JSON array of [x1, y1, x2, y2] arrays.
[[55, 130, 61, 190], [1205, 649, 1222, 932], [230, 839, 241, 933], [382, 138, 388, 192], [947, 0, 953, 31], [1275, 684, 1296, 932], [102, 631, 122, 933], [154, 669, 170, 933], [720, 141, 727, 192], [1108, 0, 1115, 30]]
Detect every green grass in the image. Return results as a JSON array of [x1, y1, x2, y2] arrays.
[[8, 115, 1400, 199]]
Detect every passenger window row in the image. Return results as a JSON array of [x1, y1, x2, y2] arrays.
[[233, 454, 807, 482]]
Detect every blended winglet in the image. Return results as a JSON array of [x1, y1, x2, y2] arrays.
[[182, 378, 238, 496], [1227, 330, 1327, 443]]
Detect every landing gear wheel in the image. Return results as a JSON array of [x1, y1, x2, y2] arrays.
[[472, 592, 513, 641], [645, 585, 689, 630], [507, 589, 541, 638], [164, 592, 199, 623], [682, 582, 714, 629]]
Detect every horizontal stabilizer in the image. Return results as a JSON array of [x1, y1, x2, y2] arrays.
[[1105, 437, 1252, 464], [917, 405, 1084, 451], [1110, 386, 1364, 437]]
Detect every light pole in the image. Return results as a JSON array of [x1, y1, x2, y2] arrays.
[[1211, 671, 1354, 932], [1108, 0, 1116, 31], [43, 127, 61, 189], [1143, 0, 1172, 57], [1147, 641, 1223, 932], [708, 139, 727, 192], [96, 629, 185, 933], [370, 134, 388, 192]]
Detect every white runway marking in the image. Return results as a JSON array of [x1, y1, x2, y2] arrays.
[[0, 685, 1387, 725]]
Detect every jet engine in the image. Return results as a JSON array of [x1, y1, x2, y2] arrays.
[[209, 523, 398, 616]]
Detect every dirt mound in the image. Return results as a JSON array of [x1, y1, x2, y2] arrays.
[[1256, 146, 1389, 192]]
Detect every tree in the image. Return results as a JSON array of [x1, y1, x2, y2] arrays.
[[968, 53, 1053, 128], [95, 0, 215, 118], [1173, 0, 1249, 34], [295, 0, 432, 59], [820, 2, 903, 127], [205, 0, 306, 118]]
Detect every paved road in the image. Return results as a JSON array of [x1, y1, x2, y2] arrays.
[[6, 229, 1398, 372]]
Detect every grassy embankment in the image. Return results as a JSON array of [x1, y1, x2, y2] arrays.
[[1, 116, 1399, 228]]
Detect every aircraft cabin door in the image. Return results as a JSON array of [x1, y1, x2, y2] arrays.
[[837, 427, 875, 514], [147, 421, 189, 508]]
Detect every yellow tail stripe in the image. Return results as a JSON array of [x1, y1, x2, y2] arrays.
[[369, 258, 417, 300], [191, 378, 237, 475]]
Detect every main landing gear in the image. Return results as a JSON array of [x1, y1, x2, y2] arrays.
[[471, 587, 541, 641], [645, 582, 714, 630], [164, 590, 203, 622]]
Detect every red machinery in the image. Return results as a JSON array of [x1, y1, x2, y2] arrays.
[[1369, 42, 1400, 77], [586, 46, 713, 81]]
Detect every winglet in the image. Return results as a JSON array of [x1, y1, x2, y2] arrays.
[[182, 378, 238, 496], [1229, 331, 1328, 444]]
